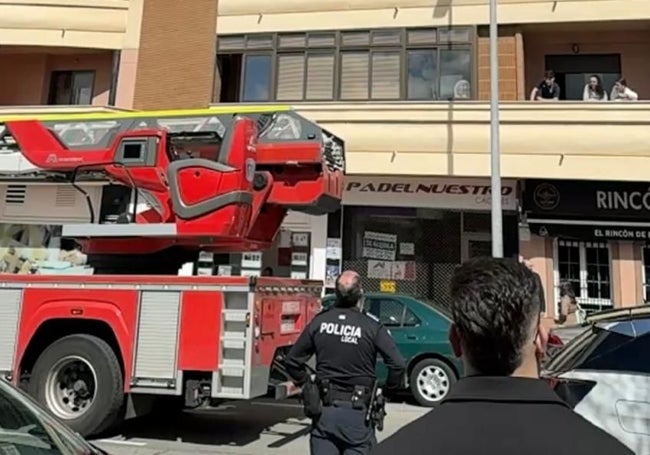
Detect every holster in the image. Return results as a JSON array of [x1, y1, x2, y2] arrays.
[[302, 375, 322, 419]]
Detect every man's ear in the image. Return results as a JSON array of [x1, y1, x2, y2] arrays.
[[534, 321, 549, 359], [449, 324, 463, 358]]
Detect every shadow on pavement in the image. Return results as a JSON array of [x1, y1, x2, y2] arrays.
[[115, 400, 310, 448]]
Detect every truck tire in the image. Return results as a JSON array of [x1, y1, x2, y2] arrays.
[[28, 334, 124, 437], [409, 358, 456, 407]]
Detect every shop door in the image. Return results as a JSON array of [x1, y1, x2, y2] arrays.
[[461, 233, 492, 262]]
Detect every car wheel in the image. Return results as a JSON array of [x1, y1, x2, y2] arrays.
[[28, 334, 124, 437], [409, 358, 456, 407]]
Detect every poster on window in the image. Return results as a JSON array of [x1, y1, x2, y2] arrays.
[[326, 238, 342, 260], [362, 231, 397, 261], [399, 242, 415, 256], [391, 261, 417, 281], [291, 252, 308, 266], [325, 265, 340, 287], [368, 260, 417, 281], [241, 252, 262, 269], [367, 260, 392, 279]]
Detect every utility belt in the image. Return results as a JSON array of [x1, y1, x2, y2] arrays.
[[302, 376, 386, 431]]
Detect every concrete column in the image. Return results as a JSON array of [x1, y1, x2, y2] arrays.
[[611, 241, 644, 307], [520, 234, 556, 321]]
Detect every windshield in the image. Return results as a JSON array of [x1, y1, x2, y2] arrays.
[[0, 380, 102, 455], [544, 326, 602, 375]]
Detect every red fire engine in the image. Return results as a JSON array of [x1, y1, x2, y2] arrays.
[[0, 108, 345, 437]]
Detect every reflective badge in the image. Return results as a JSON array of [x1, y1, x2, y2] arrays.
[[338, 314, 346, 320]]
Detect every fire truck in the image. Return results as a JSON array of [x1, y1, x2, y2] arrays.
[[0, 106, 345, 437]]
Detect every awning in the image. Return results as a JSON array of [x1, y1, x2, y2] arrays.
[[526, 218, 650, 241]]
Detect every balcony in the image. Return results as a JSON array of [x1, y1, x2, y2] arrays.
[[286, 102, 650, 181], [1, 102, 649, 182], [0, 0, 129, 49], [216, 0, 649, 34]]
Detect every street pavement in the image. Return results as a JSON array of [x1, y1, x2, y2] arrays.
[[93, 398, 430, 454]]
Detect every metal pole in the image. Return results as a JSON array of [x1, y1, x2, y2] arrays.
[[489, 0, 503, 258]]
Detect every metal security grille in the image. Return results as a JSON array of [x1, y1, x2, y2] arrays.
[[342, 209, 462, 309]]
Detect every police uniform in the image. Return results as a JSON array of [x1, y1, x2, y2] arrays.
[[285, 304, 405, 455], [371, 376, 634, 455]]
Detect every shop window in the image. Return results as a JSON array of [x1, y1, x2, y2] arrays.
[[555, 240, 612, 314], [48, 71, 95, 105]]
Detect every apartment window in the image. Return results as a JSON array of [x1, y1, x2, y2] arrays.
[[48, 71, 95, 105], [242, 55, 272, 101], [216, 27, 473, 102], [555, 240, 612, 314]]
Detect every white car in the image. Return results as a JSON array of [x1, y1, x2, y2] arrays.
[[543, 306, 650, 455]]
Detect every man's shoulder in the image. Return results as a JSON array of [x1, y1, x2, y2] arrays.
[[557, 409, 634, 453]]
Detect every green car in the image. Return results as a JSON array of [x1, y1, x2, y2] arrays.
[[321, 293, 463, 407]]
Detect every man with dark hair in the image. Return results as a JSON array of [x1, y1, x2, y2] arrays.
[[372, 257, 632, 455], [285, 270, 405, 455]]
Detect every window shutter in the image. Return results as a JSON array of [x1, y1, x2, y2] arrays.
[[340, 52, 369, 100], [371, 52, 400, 99], [276, 54, 305, 101], [306, 54, 334, 100]]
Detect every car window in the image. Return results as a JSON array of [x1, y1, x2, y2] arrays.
[[367, 298, 405, 327], [577, 332, 650, 374], [0, 380, 100, 455], [403, 308, 420, 326], [0, 391, 64, 454], [544, 326, 600, 374]]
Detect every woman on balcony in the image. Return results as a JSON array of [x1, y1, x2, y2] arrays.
[[610, 78, 639, 101], [583, 75, 608, 101]]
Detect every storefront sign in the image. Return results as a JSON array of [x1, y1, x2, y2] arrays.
[[344, 176, 517, 211], [530, 223, 650, 241], [525, 179, 650, 219]]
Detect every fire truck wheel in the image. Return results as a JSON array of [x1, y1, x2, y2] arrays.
[[28, 334, 124, 438]]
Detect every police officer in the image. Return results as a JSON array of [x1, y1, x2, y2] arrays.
[[285, 270, 405, 455]]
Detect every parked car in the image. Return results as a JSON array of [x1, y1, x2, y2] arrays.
[[542, 305, 650, 455], [0, 377, 107, 454], [322, 293, 462, 406]]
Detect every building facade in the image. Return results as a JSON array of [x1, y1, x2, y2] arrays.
[[3, 0, 650, 324]]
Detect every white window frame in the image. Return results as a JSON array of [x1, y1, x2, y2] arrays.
[[553, 239, 613, 316], [642, 246, 650, 304]]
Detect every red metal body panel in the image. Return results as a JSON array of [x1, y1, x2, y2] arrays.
[[15, 288, 139, 391], [177, 291, 223, 372], [4, 117, 344, 255], [0, 274, 249, 286]]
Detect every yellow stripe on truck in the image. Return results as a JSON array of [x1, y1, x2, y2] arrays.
[[0, 105, 291, 123]]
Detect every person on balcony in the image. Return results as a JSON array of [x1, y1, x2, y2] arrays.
[[610, 78, 639, 101], [529, 70, 560, 101], [583, 75, 608, 101]]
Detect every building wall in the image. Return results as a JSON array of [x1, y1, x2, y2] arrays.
[[0, 50, 114, 106], [216, 0, 650, 34], [0, 1, 128, 49]]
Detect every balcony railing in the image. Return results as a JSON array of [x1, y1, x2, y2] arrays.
[[2, 101, 649, 181]]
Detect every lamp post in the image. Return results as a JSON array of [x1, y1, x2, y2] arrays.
[[489, 0, 503, 258]]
